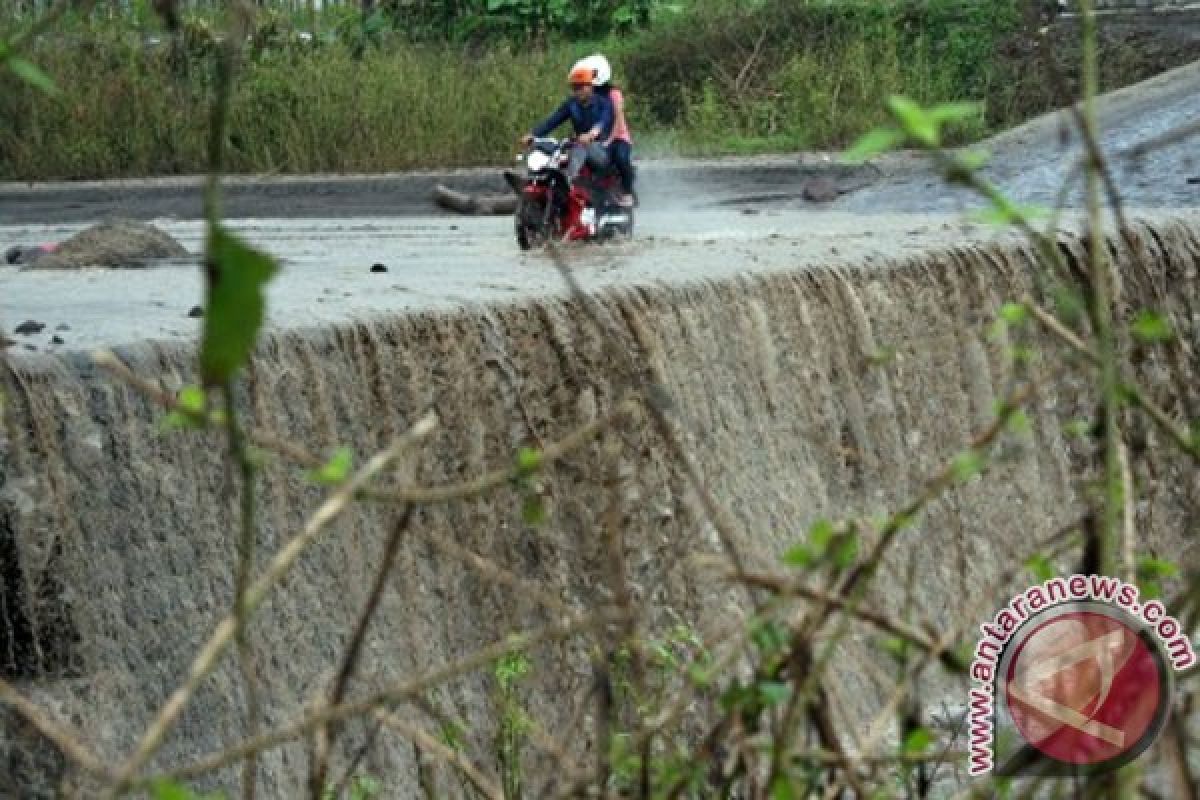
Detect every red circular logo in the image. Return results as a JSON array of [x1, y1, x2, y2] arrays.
[[1004, 609, 1165, 767]]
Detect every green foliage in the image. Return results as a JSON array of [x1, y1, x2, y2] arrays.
[[309, 446, 354, 485], [1025, 552, 1056, 582], [493, 650, 533, 800], [161, 385, 211, 431], [1137, 555, 1179, 601], [514, 446, 543, 476], [199, 225, 279, 385], [1131, 310, 1174, 344], [150, 779, 226, 800], [366, 0, 667, 42], [951, 450, 984, 484], [999, 302, 1028, 326], [901, 726, 934, 756], [321, 773, 382, 800], [782, 518, 858, 571]]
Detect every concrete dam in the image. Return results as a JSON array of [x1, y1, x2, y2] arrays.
[[3, 63, 1200, 798]]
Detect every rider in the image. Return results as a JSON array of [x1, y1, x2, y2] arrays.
[[518, 59, 615, 185], [581, 53, 635, 207]]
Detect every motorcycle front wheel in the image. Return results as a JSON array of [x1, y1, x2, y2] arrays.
[[515, 197, 548, 251]]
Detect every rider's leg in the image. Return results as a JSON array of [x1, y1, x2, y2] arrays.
[[609, 140, 634, 205], [584, 142, 610, 172], [566, 143, 588, 178]]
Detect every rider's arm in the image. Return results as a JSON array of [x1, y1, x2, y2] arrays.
[[591, 95, 615, 143], [531, 100, 571, 139], [611, 90, 627, 138]]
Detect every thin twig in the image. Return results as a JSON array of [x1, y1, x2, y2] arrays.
[[224, 380, 263, 800], [375, 710, 504, 800], [1024, 299, 1200, 461], [362, 396, 638, 505], [0, 677, 114, 781], [309, 505, 417, 798], [131, 608, 628, 789], [107, 414, 438, 796], [543, 243, 751, 574]]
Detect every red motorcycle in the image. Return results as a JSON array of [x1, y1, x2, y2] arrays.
[[505, 137, 635, 251]]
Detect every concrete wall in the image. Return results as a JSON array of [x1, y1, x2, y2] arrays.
[[2, 217, 1199, 796]]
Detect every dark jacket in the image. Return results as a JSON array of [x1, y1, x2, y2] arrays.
[[532, 93, 615, 141]]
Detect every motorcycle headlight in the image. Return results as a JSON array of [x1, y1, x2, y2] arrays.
[[527, 151, 551, 171]]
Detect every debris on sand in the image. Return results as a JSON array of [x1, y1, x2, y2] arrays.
[[14, 320, 45, 335], [370, 263, 388, 273], [802, 176, 841, 204], [26, 219, 189, 270], [5, 244, 57, 266], [432, 184, 518, 216], [188, 306, 205, 318]]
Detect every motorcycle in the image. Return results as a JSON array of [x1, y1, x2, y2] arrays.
[[505, 137, 635, 251]]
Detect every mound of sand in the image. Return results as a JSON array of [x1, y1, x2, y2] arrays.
[[27, 219, 188, 269]]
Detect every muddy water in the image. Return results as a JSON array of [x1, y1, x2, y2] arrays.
[[2, 208, 1199, 797]]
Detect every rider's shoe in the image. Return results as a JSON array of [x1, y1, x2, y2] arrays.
[[616, 193, 635, 208]]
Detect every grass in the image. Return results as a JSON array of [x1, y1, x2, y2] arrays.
[[0, 1, 1195, 180]]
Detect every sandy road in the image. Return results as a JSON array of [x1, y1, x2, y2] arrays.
[[3, 60, 1200, 355]]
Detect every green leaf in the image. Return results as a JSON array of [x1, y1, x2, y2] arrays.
[[8, 57, 59, 95], [1064, 418, 1093, 438], [200, 225, 279, 385], [952, 450, 984, 483], [150, 780, 195, 800], [1137, 555, 1178, 600], [866, 345, 897, 366], [350, 774, 382, 800], [782, 543, 816, 568], [757, 680, 792, 708], [842, 126, 906, 163], [439, 718, 467, 750], [149, 779, 224, 800], [521, 495, 546, 526], [830, 532, 859, 569], [928, 101, 982, 123], [309, 446, 353, 485], [958, 148, 992, 170], [687, 663, 713, 687], [882, 636, 909, 663], [808, 518, 835, 551], [159, 411, 196, 432], [1025, 553, 1055, 582], [902, 727, 934, 755], [999, 302, 1028, 326], [515, 446, 542, 475], [1131, 310, 1173, 344], [1053, 286, 1086, 327], [769, 774, 796, 800], [177, 385, 207, 415], [886, 96, 937, 146], [1006, 409, 1031, 435], [750, 619, 788, 656], [970, 198, 1048, 226]]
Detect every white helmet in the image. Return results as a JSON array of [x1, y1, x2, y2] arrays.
[[580, 53, 612, 87]]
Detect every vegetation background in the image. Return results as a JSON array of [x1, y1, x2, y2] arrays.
[[2, 0, 1198, 180]]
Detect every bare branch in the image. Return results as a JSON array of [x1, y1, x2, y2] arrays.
[[107, 414, 438, 795]]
